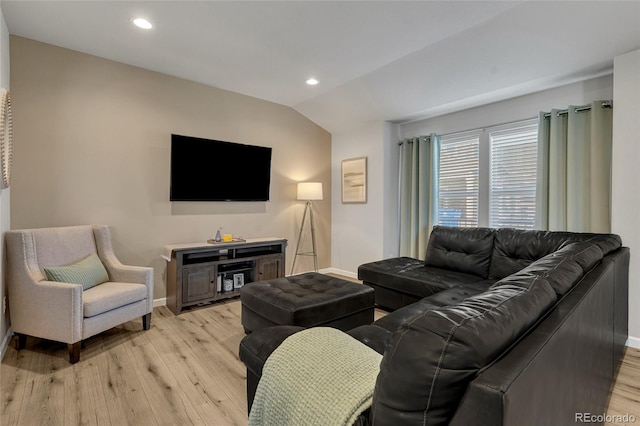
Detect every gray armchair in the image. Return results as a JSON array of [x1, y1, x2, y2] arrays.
[[5, 225, 153, 363]]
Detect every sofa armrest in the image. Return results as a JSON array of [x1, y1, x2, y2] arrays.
[[6, 230, 84, 343], [93, 225, 154, 312], [105, 264, 153, 286], [12, 279, 83, 344], [239, 325, 304, 412], [105, 265, 154, 314], [239, 326, 305, 377]]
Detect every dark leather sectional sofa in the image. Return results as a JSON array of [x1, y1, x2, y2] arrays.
[[239, 226, 629, 425]]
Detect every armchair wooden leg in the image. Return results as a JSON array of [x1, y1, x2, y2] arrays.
[[142, 313, 152, 330], [68, 342, 81, 364], [14, 333, 27, 351]]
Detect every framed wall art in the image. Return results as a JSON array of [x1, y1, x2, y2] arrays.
[[341, 156, 367, 204]]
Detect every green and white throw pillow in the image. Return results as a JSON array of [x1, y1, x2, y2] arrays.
[[44, 253, 109, 291]]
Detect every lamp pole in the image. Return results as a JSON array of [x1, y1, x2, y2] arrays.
[[290, 199, 318, 275]]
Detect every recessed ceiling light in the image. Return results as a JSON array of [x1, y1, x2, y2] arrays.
[[132, 17, 153, 30], [306, 78, 319, 86]]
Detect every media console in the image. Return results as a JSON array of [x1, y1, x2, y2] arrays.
[[164, 238, 287, 315]]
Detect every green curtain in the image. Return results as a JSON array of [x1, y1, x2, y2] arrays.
[[536, 101, 613, 232], [398, 134, 439, 258]]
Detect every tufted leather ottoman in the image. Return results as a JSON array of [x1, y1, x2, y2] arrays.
[[240, 272, 375, 333]]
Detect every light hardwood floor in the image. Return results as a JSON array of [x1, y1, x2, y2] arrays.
[[1, 300, 639, 426], [606, 347, 640, 426]]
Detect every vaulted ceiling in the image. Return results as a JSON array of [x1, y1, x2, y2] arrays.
[[4, 1, 640, 133]]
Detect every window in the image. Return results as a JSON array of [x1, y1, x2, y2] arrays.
[[437, 119, 538, 229], [438, 133, 479, 227], [489, 122, 538, 229]]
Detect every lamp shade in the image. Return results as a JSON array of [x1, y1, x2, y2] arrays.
[[297, 182, 323, 201]]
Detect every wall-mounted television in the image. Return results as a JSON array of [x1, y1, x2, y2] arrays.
[[170, 134, 272, 202]]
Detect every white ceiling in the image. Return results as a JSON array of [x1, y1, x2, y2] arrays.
[[4, 1, 640, 133]]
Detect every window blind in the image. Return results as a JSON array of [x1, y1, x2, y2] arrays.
[[438, 134, 479, 227], [489, 121, 538, 229]]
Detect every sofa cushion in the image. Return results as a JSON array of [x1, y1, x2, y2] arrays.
[[359, 257, 483, 299], [496, 242, 605, 297], [370, 274, 557, 426], [489, 229, 570, 279], [554, 242, 604, 272], [372, 280, 495, 334], [83, 282, 147, 317], [582, 234, 622, 256], [489, 229, 621, 280], [424, 226, 495, 278], [32, 225, 98, 272], [497, 258, 582, 296], [44, 253, 109, 291], [373, 299, 443, 333], [421, 280, 496, 307]]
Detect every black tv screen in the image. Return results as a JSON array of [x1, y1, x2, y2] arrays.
[[170, 134, 272, 201]]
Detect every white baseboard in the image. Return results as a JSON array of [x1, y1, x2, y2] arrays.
[[626, 336, 640, 349], [153, 297, 167, 308], [320, 267, 358, 280], [1, 326, 13, 361], [286, 268, 357, 279]]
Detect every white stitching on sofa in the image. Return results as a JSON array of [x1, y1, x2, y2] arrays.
[[420, 279, 541, 425]]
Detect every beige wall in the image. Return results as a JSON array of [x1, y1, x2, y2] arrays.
[[10, 36, 332, 301], [331, 121, 396, 276]]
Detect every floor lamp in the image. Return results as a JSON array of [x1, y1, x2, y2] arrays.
[[291, 182, 323, 275]]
